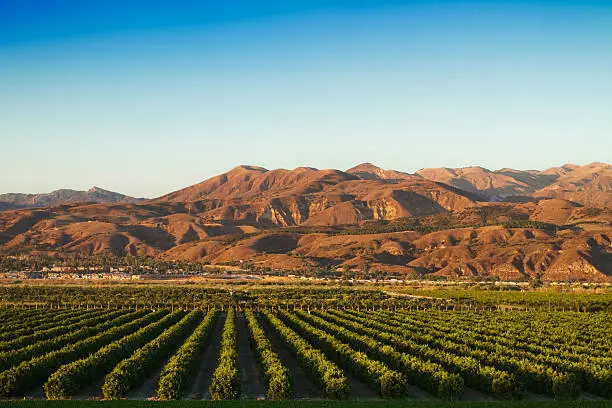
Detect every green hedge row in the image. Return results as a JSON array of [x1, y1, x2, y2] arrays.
[[0, 309, 122, 352], [44, 310, 183, 399], [245, 310, 292, 400], [335, 310, 521, 399], [157, 310, 218, 400], [263, 312, 348, 399], [365, 310, 578, 399], [309, 310, 464, 400], [0, 308, 99, 341], [0, 309, 165, 398], [0, 310, 145, 373], [209, 308, 240, 400], [383, 310, 607, 398], [278, 310, 405, 398], [0, 309, 101, 343], [102, 310, 203, 399]]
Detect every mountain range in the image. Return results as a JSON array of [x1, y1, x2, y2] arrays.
[[0, 162, 610, 281], [0, 187, 144, 210]]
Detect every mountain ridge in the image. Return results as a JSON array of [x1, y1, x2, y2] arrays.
[[0, 161, 609, 282], [0, 187, 145, 210]]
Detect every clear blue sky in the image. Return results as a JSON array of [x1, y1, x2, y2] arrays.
[[0, 0, 611, 198]]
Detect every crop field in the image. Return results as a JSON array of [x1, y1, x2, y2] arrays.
[[0, 304, 609, 403]]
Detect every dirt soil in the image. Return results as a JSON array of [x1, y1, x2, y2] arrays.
[[343, 371, 380, 400], [186, 313, 225, 399], [405, 384, 436, 400], [73, 378, 104, 400], [258, 315, 324, 399], [126, 359, 169, 400], [462, 386, 497, 401], [235, 313, 267, 399]]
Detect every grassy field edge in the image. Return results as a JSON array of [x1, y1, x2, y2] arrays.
[[0, 401, 610, 408]]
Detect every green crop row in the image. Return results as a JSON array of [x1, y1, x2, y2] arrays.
[[209, 309, 240, 400], [157, 310, 218, 400]]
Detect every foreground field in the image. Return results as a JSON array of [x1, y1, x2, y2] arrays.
[[0, 400, 611, 408], [0, 305, 609, 402]]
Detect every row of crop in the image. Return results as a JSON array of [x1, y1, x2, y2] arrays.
[[0, 309, 166, 398], [209, 308, 240, 400], [398, 310, 611, 361], [0, 309, 68, 336], [277, 310, 406, 398], [322, 310, 521, 399], [474, 311, 611, 350], [385, 310, 608, 374], [403, 311, 606, 364], [262, 312, 348, 399], [372, 310, 587, 396], [0, 309, 123, 352], [0, 308, 100, 341], [341, 310, 576, 399], [245, 310, 292, 400], [102, 309, 203, 399], [300, 309, 465, 400], [0, 307, 84, 328], [0, 309, 147, 373], [382, 311, 583, 365], [402, 310, 611, 358], [342, 311, 552, 392], [380, 310, 609, 398], [44, 310, 185, 399], [157, 310, 218, 400], [394, 288, 612, 311]]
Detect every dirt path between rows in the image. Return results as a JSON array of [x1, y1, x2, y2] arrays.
[[126, 358, 169, 400], [186, 312, 225, 400], [259, 315, 323, 399], [73, 378, 104, 400], [235, 313, 267, 399], [406, 384, 436, 400], [462, 386, 497, 401], [25, 385, 46, 400], [343, 370, 380, 400]]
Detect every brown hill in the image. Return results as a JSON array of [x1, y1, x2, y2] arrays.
[[151, 165, 479, 227], [416, 166, 537, 200], [0, 162, 610, 282], [345, 163, 419, 182], [415, 162, 611, 208], [532, 162, 612, 208]]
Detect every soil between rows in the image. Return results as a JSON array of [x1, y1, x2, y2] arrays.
[[235, 313, 267, 399], [257, 314, 378, 400], [186, 312, 226, 400], [259, 315, 324, 399]]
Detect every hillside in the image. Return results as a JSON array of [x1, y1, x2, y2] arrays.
[[413, 162, 612, 207], [345, 162, 418, 182], [152, 165, 479, 226], [0, 162, 610, 282], [531, 162, 612, 208]]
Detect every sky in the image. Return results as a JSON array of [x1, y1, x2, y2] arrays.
[[0, 0, 611, 198]]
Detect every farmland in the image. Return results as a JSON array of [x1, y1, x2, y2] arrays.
[[0, 285, 609, 405]]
